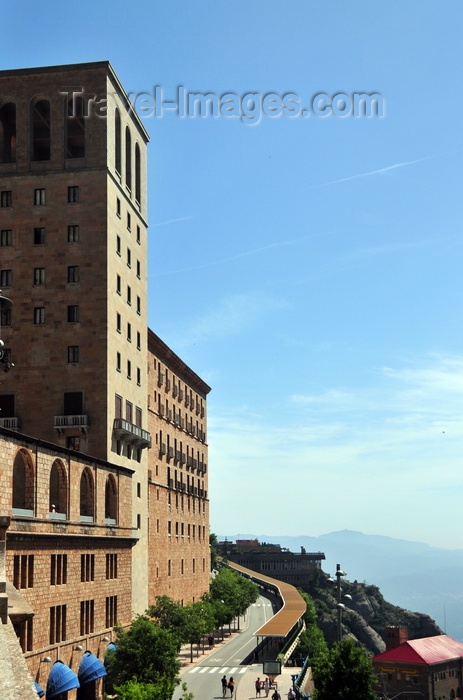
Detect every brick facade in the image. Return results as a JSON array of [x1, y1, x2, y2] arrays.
[[0, 62, 212, 699]]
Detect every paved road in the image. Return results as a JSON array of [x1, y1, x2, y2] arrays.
[[173, 594, 277, 700]]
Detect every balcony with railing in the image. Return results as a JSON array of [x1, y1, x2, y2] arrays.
[[54, 414, 89, 433], [113, 418, 151, 448], [0, 416, 19, 430]]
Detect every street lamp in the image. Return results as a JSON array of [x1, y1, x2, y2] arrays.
[[328, 564, 351, 641]]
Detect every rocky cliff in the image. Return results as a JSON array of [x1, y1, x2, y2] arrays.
[[302, 572, 442, 654]]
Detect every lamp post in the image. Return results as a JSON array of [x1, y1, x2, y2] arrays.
[[327, 564, 351, 642]]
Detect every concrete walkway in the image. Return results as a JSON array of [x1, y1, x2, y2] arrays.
[[177, 631, 301, 700]]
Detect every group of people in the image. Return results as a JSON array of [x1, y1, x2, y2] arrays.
[[254, 676, 271, 697], [221, 675, 235, 698], [221, 673, 296, 700]]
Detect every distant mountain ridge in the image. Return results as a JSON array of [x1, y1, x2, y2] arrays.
[[218, 530, 463, 641]]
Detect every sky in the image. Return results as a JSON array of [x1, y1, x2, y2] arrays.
[[4, 2, 463, 549]]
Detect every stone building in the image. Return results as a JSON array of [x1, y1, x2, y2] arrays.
[[218, 539, 325, 590], [373, 631, 463, 700], [0, 61, 211, 698]]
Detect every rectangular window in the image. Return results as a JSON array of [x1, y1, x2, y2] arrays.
[[136, 225, 141, 244], [50, 554, 68, 585], [117, 312, 121, 333], [127, 286, 131, 305], [67, 224, 79, 242], [67, 305, 79, 323], [115, 394, 122, 419], [127, 360, 131, 379], [67, 345, 79, 363], [0, 229, 12, 246], [34, 188, 46, 205], [67, 436, 80, 450], [136, 260, 141, 278], [13, 555, 34, 589], [13, 618, 33, 653], [80, 600, 95, 636], [116, 352, 121, 372], [137, 367, 141, 386], [126, 401, 133, 423], [0, 190, 12, 207], [33, 227, 45, 245], [127, 322, 132, 342], [80, 553, 95, 582], [106, 553, 118, 579], [136, 296, 141, 315], [33, 307, 45, 325], [49, 604, 67, 644], [1, 308, 11, 326], [105, 596, 118, 628], [135, 406, 142, 427], [116, 198, 121, 217], [116, 275, 121, 295], [68, 185, 80, 203], [0, 269, 12, 287], [127, 247, 131, 268], [33, 267, 45, 285], [67, 265, 79, 283], [116, 235, 121, 255], [127, 212, 131, 231], [137, 331, 141, 350]]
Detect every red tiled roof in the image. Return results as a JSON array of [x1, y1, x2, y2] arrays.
[[374, 635, 463, 665]]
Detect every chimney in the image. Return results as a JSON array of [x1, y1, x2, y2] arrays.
[[385, 625, 408, 650]]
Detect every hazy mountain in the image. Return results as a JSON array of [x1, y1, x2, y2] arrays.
[[219, 530, 463, 641]]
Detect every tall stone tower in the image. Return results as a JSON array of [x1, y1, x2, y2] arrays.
[[0, 62, 151, 612]]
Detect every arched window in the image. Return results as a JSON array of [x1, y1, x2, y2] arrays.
[[105, 475, 118, 522], [12, 449, 34, 512], [49, 459, 67, 516], [66, 96, 85, 158], [115, 109, 121, 175], [125, 126, 132, 191], [80, 468, 94, 519], [135, 142, 141, 205], [32, 99, 51, 161], [0, 102, 16, 163]]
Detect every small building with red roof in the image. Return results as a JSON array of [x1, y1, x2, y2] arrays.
[[373, 632, 463, 700]]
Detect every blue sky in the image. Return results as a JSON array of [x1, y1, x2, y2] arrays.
[[4, 2, 463, 549]]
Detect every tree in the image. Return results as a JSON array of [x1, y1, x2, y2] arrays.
[[293, 589, 328, 663], [208, 567, 259, 627], [115, 680, 194, 700], [105, 615, 181, 696], [182, 600, 216, 662], [312, 638, 376, 700], [146, 595, 186, 650]]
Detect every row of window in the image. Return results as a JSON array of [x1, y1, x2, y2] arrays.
[[116, 275, 142, 313], [0, 265, 81, 287], [0, 185, 79, 208], [116, 353, 142, 384], [14, 597, 118, 652], [13, 553, 118, 590], [165, 489, 207, 514], [167, 522, 207, 541], [12, 451, 118, 522], [117, 315, 142, 349]]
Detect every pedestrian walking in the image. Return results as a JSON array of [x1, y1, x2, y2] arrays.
[[271, 690, 281, 700], [228, 676, 235, 697], [288, 689, 296, 700], [221, 675, 228, 698], [264, 677, 270, 697], [256, 676, 262, 697]]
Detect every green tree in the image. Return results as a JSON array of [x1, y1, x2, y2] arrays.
[[312, 638, 376, 700], [115, 680, 194, 700], [146, 595, 186, 650], [208, 567, 259, 627], [182, 600, 216, 662], [105, 615, 181, 696], [293, 589, 328, 663]]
